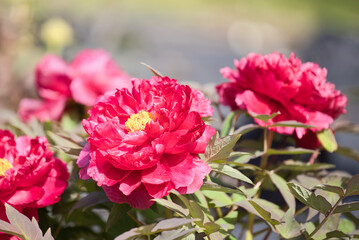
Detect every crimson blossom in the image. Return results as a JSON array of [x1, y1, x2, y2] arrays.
[[77, 76, 216, 209], [216, 52, 347, 141], [0, 130, 68, 240], [18, 49, 131, 122]]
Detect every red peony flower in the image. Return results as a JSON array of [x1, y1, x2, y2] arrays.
[[77, 76, 216, 209], [18, 49, 131, 122], [216, 52, 347, 141], [0, 129, 69, 239]]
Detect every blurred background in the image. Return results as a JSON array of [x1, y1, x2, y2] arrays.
[[0, 0, 358, 168]]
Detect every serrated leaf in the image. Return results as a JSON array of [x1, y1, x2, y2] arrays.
[[69, 191, 109, 215], [5, 203, 44, 240], [248, 200, 281, 226], [269, 172, 296, 212], [249, 112, 280, 122], [154, 199, 189, 217], [333, 202, 359, 214], [209, 163, 253, 184], [266, 147, 315, 155], [46, 131, 82, 149], [0, 219, 23, 238], [287, 183, 332, 214], [152, 218, 194, 233], [205, 133, 241, 162], [269, 120, 314, 128], [317, 129, 338, 153], [277, 160, 335, 172], [313, 184, 345, 196], [345, 174, 359, 196], [106, 204, 131, 231]]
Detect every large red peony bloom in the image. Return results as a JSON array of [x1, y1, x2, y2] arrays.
[[0, 129, 69, 239], [18, 49, 131, 122], [77, 76, 216, 209], [216, 52, 347, 139]]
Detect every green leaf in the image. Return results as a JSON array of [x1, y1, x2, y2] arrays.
[[269, 172, 296, 211], [202, 190, 234, 207], [338, 218, 355, 234], [249, 111, 280, 122], [233, 123, 261, 135], [333, 202, 359, 214], [4, 203, 54, 240], [215, 211, 238, 231], [287, 183, 332, 213], [188, 200, 205, 227], [269, 120, 314, 128], [0, 219, 23, 239], [277, 160, 335, 172], [313, 184, 345, 196], [203, 222, 221, 234], [336, 145, 359, 163], [106, 204, 131, 231], [201, 182, 246, 195], [316, 129, 338, 153], [325, 230, 348, 239], [69, 191, 109, 216], [154, 199, 189, 217], [248, 200, 281, 226], [275, 210, 302, 238], [153, 228, 198, 240], [205, 133, 241, 162], [209, 163, 253, 184], [266, 147, 315, 155], [221, 111, 239, 138], [114, 224, 156, 240], [152, 218, 194, 233], [345, 174, 359, 196]]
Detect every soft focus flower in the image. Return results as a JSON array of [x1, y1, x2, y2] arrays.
[[0, 130, 68, 239], [77, 76, 216, 209], [18, 49, 131, 122], [216, 52, 347, 140], [69, 50, 132, 106]]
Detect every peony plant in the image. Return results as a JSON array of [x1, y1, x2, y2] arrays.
[[0, 50, 359, 240]]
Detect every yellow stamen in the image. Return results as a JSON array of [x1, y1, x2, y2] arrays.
[[125, 111, 155, 132], [0, 158, 13, 177]]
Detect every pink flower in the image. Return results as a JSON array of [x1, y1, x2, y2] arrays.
[[77, 76, 216, 209], [216, 52, 347, 140], [35, 55, 72, 100], [69, 49, 132, 106], [0, 130, 69, 239], [18, 49, 131, 122]]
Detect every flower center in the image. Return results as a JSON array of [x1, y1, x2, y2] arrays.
[[0, 158, 13, 177], [125, 111, 155, 132]]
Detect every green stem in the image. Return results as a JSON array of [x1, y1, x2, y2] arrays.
[[245, 213, 255, 240], [308, 195, 344, 239]]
